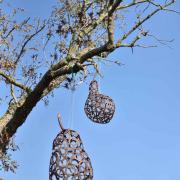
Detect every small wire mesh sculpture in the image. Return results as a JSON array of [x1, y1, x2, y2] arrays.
[[84, 80, 115, 124], [49, 113, 93, 180]]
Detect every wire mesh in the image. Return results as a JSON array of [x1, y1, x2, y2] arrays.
[[84, 80, 115, 124], [49, 129, 93, 180]]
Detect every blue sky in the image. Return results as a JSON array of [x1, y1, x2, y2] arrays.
[[1, 1, 180, 180]]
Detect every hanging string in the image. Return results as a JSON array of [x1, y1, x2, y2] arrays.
[[93, 58, 102, 91], [70, 87, 75, 129], [42, 38, 49, 66], [67, 72, 76, 129], [93, 59, 102, 91], [93, 67, 98, 80], [98, 59, 101, 92]]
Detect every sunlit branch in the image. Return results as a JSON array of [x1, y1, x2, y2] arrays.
[[10, 84, 18, 104], [107, 0, 115, 45], [81, 0, 123, 36]]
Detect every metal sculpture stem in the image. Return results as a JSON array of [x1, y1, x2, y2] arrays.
[[57, 112, 64, 130]]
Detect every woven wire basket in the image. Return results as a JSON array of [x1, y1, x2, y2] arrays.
[[49, 129, 93, 180], [84, 80, 115, 124]]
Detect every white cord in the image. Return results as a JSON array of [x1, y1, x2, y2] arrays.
[[98, 60, 101, 92], [67, 75, 76, 129], [70, 89, 75, 129]]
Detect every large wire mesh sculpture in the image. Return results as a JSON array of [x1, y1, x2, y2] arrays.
[[84, 80, 115, 124], [49, 113, 93, 180]]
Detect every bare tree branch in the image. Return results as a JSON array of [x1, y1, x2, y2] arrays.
[[14, 23, 46, 65], [0, 71, 31, 93], [116, 0, 175, 46], [117, 0, 148, 10], [107, 0, 115, 45], [81, 0, 123, 36]]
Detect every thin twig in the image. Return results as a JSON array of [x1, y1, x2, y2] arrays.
[[116, 0, 175, 45], [0, 71, 31, 93], [15, 24, 46, 65]]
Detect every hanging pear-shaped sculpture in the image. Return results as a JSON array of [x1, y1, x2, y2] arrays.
[[84, 80, 115, 124], [49, 114, 93, 180]]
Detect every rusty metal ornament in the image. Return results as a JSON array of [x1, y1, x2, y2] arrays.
[[49, 114, 93, 180], [84, 80, 115, 124]]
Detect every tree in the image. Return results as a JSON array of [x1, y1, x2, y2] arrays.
[[0, 0, 179, 172]]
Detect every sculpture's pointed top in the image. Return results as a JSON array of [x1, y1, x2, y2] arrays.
[[57, 112, 64, 130], [89, 80, 98, 94]]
